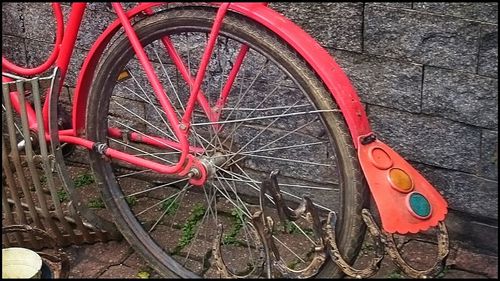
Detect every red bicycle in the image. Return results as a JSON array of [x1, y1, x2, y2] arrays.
[[2, 2, 449, 278]]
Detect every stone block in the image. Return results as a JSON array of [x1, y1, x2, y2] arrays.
[[368, 105, 481, 173], [422, 67, 498, 129], [415, 163, 498, 219], [2, 36, 27, 66], [478, 24, 498, 78], [331, 49, 423, 113], [480, 130, 498, 180], [2, 2, 25, 36], [364, 5, 481, 72], [413, 2, 498, 24], [270, 2, 363, 52]]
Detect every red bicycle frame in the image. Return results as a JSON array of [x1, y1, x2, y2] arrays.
[[2, 2, 371, 182], [2, 2, 447, 233]]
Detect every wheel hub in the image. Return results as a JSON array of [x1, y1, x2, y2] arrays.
[[199, 152, 227, 179]]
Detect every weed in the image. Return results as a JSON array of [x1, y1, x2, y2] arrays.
[[436, 265, 450, 278], [284, 220, 314, 236], [88, 197, 105, 209], [388, 269, 405, 279], [74, 173, 94, 188], [287, 259, 301, 270], [125, 196, 138, 206], [137, 271, 150, 279], [56, 189, 68, 202], [174, 203, 206, 253], [223, 208, 245, 245], [161, 197, 180, 216]]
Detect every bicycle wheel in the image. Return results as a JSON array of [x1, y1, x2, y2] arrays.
[[86, 7, 368, 278]]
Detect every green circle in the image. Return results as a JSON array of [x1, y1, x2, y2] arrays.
[[409, 192, 431, 218]]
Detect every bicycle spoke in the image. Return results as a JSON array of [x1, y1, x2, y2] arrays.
[[224, 141, 327, 156], [238, 154, 331, 167], [149, 182, 191, 233], [109, 118, 181, 156], [107, 136, 175, 164], [111, 99, 178, 145], [127, 68, 178, 142], [192, 109, 337, 127], [128, 177, 189, 198], [117, 168, 154, 178], [135, 184, 188, 217]]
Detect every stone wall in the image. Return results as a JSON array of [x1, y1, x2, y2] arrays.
[[2, 2, 498, 253], [270, 2, 498, 253]]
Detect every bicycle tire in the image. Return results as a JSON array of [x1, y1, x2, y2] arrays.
[[86, 6, 368, 278]]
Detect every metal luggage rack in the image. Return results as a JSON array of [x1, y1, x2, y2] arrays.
[[2, 70, 120, 250]]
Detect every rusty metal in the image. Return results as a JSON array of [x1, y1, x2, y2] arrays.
[[1, 70, 120, 250], [372, 219, 449, 278], [212, 222, 266, 278], [323, 209, 385, 278], [210, 170, 450, 278]]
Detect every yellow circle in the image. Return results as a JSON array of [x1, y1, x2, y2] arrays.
[[388, 168, 414, 193]]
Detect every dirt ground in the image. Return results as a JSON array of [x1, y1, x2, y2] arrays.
[[3, 147, 498, 279]]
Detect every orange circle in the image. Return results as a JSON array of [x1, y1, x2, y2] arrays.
[[369, 147, 393, 170], [388, 168, 414, 193]]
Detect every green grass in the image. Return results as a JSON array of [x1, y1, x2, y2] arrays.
[[283, 220, 314, 236], [125, 196, 138, 206], [161, 197, 180, 216], [73, 173, 95, 188], [88, 197, 105, 209], [173, 203, 206, 254], [436, 265, 450, 279], [223, 208, 245, 245], [56, 189, 69, 202], [387, 269, 405, 279], [137, 271, 150, 279], [287, 259, 301, 270]]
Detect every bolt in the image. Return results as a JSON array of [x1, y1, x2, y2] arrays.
[[179, 123, 187, 130], [188, 167, 200, 178]]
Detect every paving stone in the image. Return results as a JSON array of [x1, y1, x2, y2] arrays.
[[442, 269, 489, 279], [422, 67, 498, 129], [122, 251, 148, 269], [478, 24, 498, 78], [413, 2, 498, 24], [447, 247, 498, 278], [364, 5, 481, 72], [66, 245, 111, 278], [270, 2, 363, 52], [98, 264, 139, 279], [86, 240, 131, 264], [331, 49, 422, 113]]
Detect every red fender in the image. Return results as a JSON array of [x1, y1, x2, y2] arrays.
[[72, 3, 371, 147], [71, 3, 447, 233]]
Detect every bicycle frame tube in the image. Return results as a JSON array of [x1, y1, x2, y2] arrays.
[[2, 3, 208, 179], [3, 2, 372, 182], [71, 2, 372, 148]]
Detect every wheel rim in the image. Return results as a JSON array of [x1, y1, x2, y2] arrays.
[[95, 21, 350, 278]]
